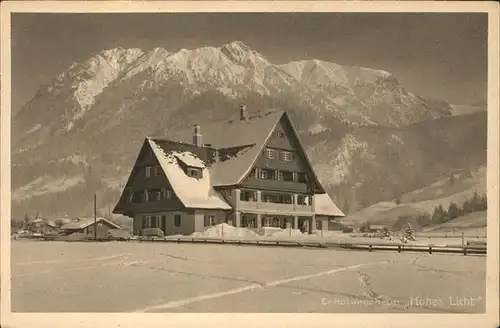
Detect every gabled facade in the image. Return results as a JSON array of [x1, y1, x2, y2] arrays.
[[113, 108, 344, 236]]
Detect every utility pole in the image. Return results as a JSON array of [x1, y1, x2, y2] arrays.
[[94, 193, 97, 241]]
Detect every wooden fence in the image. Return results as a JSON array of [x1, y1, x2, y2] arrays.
[[135, 236, 486, 256]]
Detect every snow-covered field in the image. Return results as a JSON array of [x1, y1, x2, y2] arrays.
[[11, 240, 486, 313]]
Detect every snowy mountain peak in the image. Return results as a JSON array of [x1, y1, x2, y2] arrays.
[[220, 40, 269, 66], [221, 40, 253, 53]]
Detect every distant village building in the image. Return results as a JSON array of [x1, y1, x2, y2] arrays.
[[32, 218, 58, 235], [113, 108, 345, 237], [366, 224, 387, 233], [59, 217, 121, 238]]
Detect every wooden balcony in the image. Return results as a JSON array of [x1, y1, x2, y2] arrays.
[[239, 200, 313, 216]]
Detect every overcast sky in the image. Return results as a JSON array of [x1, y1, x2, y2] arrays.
[[11, 13, 488, 111]]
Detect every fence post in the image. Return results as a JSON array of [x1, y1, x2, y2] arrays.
[[429, 246, 432, 254], [463, 247, 467, 256], [398, 245, 401, 253]]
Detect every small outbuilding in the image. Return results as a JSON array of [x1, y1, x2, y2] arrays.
[[60, 217, 121, 238]]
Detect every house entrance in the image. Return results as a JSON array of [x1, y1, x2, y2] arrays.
[[298, 217, 312, 234]]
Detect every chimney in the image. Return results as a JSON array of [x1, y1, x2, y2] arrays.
[[193, 124, 202, 147], [240, 104, 247, 120]]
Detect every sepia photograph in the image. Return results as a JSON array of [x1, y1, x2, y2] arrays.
[[1, 1, 499, 327]]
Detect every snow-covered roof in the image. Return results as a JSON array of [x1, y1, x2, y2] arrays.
[[160, 109, 325, 190], [60, 217, 121, 230], [167, 109, 284, 150], [314, 193, 345, 217], [33, 219, 57, 227], [148, 139, 232, 210], [175, 153, 205, 169]]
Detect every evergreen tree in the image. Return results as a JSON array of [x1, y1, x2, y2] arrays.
[[22, 213, 32, 231], [448, 202, 460, 220], [480, 195, 487, 210], [342, 201, 350, 215], [431, 204, 445, 224], [404, 222, 416, 241], [462, 199, 473, 214]]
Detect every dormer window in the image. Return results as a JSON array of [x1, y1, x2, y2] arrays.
[[187, 167, 203, 179], [265, 148, 274, 159]]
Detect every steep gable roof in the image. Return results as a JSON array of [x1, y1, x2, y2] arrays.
[[159, 109, 326, 191], [166, 109, 285, 149], [60, 217, 121, 230], [314, 193, 345, 217]]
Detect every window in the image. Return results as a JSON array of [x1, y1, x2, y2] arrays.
[[240, 190, 257, 201], [174, 215, 181, 227], [147, 189, 161, 202], [187, 167, 203, 178], [154, 165, 161, 176], [145, 166, 151, 178], [155, 216, 161, 229], [297, 172, 308, 183], [277, 171, 284, 181], [145, 216, 152, 228], [316, 220, 322, 230], [297, 195, 311, 205], [132, 190, 145, 203], [275, 131, 284, 138], [280, 151, 294, 162], [242, 216, 256, 228], [261, 193, 293, 204], [281, 171, 294, 182], [264, 148, 274, 159], [162, 188, 173, 200], [204, 215, 216, 227], [259, 169, 268, 179]]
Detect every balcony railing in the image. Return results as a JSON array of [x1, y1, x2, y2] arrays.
[[239, 200, 312, 213]]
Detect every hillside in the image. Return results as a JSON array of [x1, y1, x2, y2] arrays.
[[10, 41, 486, 220], [340, 166, 486, 230]]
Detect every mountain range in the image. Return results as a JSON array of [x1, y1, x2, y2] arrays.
[[11, 41, 487, 220]]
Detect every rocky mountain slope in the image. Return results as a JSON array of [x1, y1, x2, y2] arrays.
[[339, 165, 486, 229], [11, 41, 485, 219]]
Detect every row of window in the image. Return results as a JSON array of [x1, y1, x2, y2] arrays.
[[143, 165, 202, 179], [143, 214, 217, 229], [144, 214, 182, 228], [144, 165, 161, 178], [240, 190, 311, 205], [130, 188, 175, 203], [264, 148, 294, 161], [251, 168, 308, 183], [240, 217, 320, 230]]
